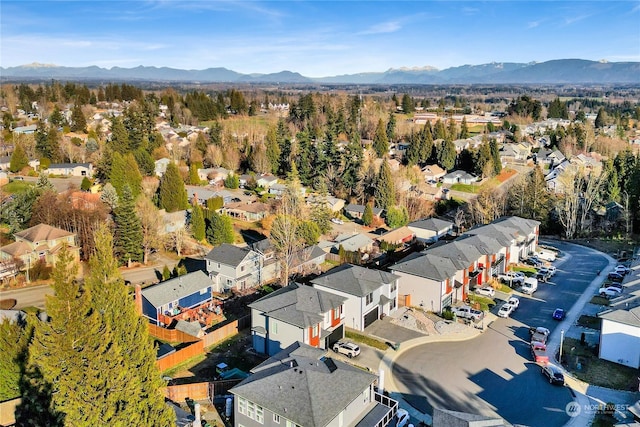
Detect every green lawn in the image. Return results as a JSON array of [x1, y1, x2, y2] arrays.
[[450, 183, 479, 193], [345, 329, 388, 350], [2, 180, 34, 194]]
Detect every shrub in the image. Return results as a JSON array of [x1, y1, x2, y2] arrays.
[[442, 309, 454, 320]]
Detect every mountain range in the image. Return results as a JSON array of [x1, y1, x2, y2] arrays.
[[2, 59, 639, 84]]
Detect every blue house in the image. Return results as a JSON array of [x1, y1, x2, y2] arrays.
[[137, 270, 213, 326]]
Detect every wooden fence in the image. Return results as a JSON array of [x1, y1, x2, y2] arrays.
[[164, 382, 210, 403], [156, 340, 204, 372], [148, 323, 199, 343]]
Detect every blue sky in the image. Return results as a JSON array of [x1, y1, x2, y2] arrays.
[[2, 1, 639, 76]]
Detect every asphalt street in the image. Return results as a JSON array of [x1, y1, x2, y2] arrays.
[[391, 242, 609, 427]]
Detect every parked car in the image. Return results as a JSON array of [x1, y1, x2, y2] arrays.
[[526, 256, 544, 267], [552, 308, 565, 320], [599, 286, 623, 298], [608, 272, 625, 283], [535, 250, 556, 262], [452, 305, 484, 321], [542, 364, 565, 385], [537, 267, 554, 279], [497, 271, 525, 286], [332, 341, 360, 358], [536, 271, 550, 283], [498, 303, 513, 318], [474, 286, 495, 297], [506, 296, 520, 311], [614, 265, 631, 275], [395, 408, 410, 427], [331, 218, 344, 225]]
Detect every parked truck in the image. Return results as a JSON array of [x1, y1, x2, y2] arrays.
[[521, 277, 538, 295], [530, 326, 550, 345], [531, 342, 549, 364]]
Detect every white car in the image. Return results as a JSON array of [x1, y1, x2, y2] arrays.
[[599, 287, 622, 298], [331, 218, 344, 225], [497, 303, 513, 318], [498, 271, 525, 285], [506, 296, 520, 310], [475, 286, 495, 297], [395, 408, 410, 427], [615, 265, 631, 275], [452, 305, 484, 321], [332, 341, 360, 358]]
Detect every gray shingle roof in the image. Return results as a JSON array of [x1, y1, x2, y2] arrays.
[[345, 204, 383, 216], [141, 270, 211, 308], [599, 305, 640, 328], [391, 252, 458, 281], [426, 241, 483, 269], [333, 234, 373, 253], [408, 217, 454, 232], [311, 264, 399, 297], [230, 342, 376, 427], [249, 283, 346, 328], [205, 244, 253, 267]]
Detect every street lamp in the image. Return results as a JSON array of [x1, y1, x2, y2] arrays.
[[559, 329, 565, 365]]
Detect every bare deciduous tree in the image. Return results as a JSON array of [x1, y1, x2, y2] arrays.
[[135, 195, 162, 265], [269, 185, 304, 287]]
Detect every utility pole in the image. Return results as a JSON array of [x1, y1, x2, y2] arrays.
[[559, 329, 565, 364]]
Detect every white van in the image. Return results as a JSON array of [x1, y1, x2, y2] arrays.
[[521, 277, 538, 295], [535, 249, 556, 262]]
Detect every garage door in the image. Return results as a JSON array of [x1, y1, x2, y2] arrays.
[[326, 324, 344, 349], [363, 307, 379, 328]]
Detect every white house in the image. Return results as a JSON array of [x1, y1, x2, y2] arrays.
[[311, 264, 399, 331], [408, 217, 454, 243], [598, 304, 640, 369]]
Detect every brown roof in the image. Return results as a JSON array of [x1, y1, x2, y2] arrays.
[[225, 202, 270, 214], [378, 226, 415, 244], [0, 241, 32, 257], [14, 224, 74, 243]]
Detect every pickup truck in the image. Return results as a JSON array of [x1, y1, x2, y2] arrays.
[[531, 342, 549, 364], [530, 326, 550, 344], [452, 305, 484, 321], [497, 271, 525, 286]]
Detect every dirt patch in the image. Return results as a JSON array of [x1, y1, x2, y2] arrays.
[[390, 307, 438, 335]]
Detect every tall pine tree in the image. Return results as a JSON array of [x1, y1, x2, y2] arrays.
[[191, 203, 206, 241], [159, 162, 188, 213], [85, 225, 175, 426], [373, 118, 389, 158], [115, 184, 143, 265], [374, 159, 395, 210]]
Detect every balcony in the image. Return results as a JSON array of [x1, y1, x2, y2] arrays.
[[353, 392, 398, 427]]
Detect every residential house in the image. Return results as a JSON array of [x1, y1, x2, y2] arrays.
[[249, 283, 347, 356], [344, 204, 383, 220], [570, 153, 603, 172], [311, 264, 399, 330], [155, 158, 171, 177], [159, 209, 188, 234], [442, 170, 477, 185], [230, 342, 397, 427], [390, 252, 458, 313], [269, 183, 306, 197], [44, 163, 93, 177], [421, 185, 444, 201], [290, 245, 327, 276], [408, 218, 454, 244], [186, 187, 233, 206], [330, 233, 375, 259], [545, 159, 571, 193], [306, 195, 346, 213], [221, 201, 270, 222], [255, 174, 278, 189], [135, 270, 216, 327], [598, 303, 640, 369], [205, 244, 266, 293], [377, 226, 415, 247], [422, 164, 446, 182], [0, 223, 79, 269], [452, 139, 471, 153], [198, 167, 230, 184]]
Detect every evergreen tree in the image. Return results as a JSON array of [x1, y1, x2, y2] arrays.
[[70, 104, 86, 132], [81, 176, 92, 191], [362, 202, 374, 226], [27, 246, 119, 426], [109, 115, 130, 154], [547, 98, 568, 119], [386, 112, 396, 143], [490, 139, 502, 175], [115, 185, 143, 265], [159, 162, 188, 212], [205, 212, 235, 245], [386, 205, 409, 228], [446, 119, 457, 142], [437, 139, 457, 171], [374, 159, 395, 210], [100, 183, 119, 211], [401, 93, 414, 113], [459, 117, 469, 139], [265, 125, 281, 175], [109, 152, 142, 198], [189, 164, 201, 185], [594, 107, 607, 128], [297, 220, 320, 246], [85, 225, 175, 426], [49, 105, 64, 127], [373, 118, 389, 158], [162, 264, 171, 280], [433, 119, 447, 140], [0, 317, 30, 401], [191, 203, 205, 241], [134, 147, 155, 176], [224, 173, 240, 189], [9, 142, 28, 172]]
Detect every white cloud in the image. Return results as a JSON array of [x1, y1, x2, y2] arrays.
[[527, 20, 541, 29], [358, 21, 402, 35]]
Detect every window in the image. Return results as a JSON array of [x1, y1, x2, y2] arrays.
[[241, 265, 245, 272], [365, 293, 373, 305], [312, 324, 318, 337], [271, 321, 278, 334], [273, 414, 281, 423], [247, 401, 254, 419], [390, 281, 397, 292], [238, 397, 246, 415], [255, 405, 264, 423]]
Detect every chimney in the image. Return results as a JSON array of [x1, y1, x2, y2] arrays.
[[134, 284, 143, 315]]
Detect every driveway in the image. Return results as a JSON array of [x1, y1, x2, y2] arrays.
[[390, 241, 610, 426]]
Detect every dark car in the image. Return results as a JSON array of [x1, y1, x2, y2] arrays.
[[552, 308, 565, 320], [608, 272, 624, 283], [542, 364, 565, 385]]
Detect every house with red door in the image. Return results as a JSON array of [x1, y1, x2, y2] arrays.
[[249, 283, 347, 356]]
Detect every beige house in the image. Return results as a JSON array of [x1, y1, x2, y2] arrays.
[[0, 224, 80, 269]]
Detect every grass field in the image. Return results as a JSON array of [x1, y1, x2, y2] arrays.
[[1, 180, 34, 194]]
